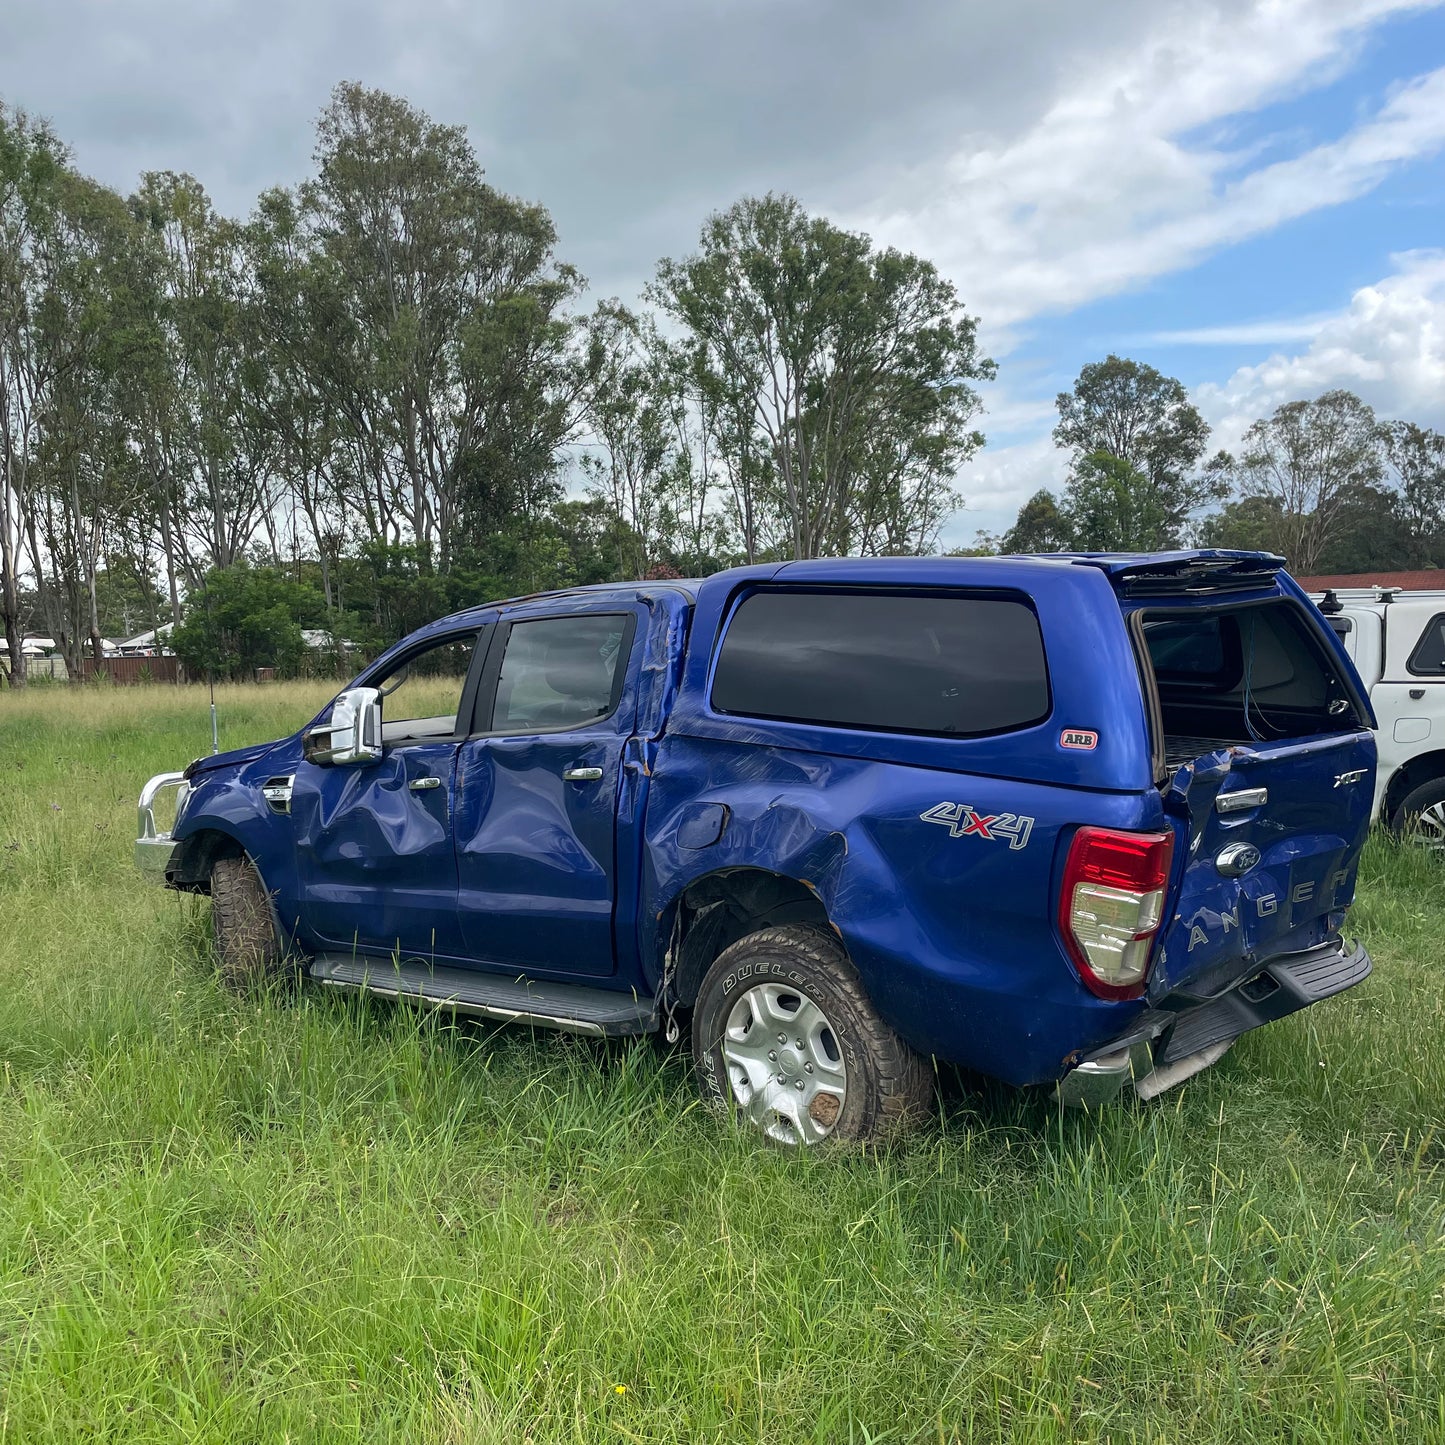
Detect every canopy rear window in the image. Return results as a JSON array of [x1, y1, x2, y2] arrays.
[[711, 589, 1050, 738]]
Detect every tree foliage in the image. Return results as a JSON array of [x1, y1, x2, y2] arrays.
[[1052, 354, 1223, 545], [1210, 390, 1384, 575], [650, 193, 994, 560], [0, 92, 1010, 684]]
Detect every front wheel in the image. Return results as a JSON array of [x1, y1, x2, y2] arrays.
[[691, 925, 932, 1145], [1389, 777, 1445, 851], [210, 855, 294, 992]]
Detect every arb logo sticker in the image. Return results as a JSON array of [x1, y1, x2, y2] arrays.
[[1060, 728, 1098, 750]]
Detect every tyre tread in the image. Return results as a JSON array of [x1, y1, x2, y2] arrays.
[[210, 855, 288, 992]]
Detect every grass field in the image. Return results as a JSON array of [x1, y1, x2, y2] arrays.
[[0, 681, 1442, 1443]]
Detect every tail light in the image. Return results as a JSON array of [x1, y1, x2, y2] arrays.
[[1059, 827, 1174, 1000]]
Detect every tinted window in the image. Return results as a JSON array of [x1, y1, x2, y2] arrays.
[[711, 591, 1050, 737], [1407, 614, 1445, 675], [1145, 616, 1234, 686], [491, 615, 629, 732]]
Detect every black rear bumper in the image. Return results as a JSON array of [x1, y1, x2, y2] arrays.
[[1156, 938, 1372, 1066], [1058, 938, 1371, 1107]]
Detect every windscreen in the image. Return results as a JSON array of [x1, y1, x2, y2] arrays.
[[1142, 601, 1359, 751]]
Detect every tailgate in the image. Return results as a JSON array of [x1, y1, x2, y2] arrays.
[[1150, 730, 1374, 1002], [1126, 583, 1376, 1005]]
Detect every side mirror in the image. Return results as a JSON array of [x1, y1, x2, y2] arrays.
[[303, 686, 383, 766]]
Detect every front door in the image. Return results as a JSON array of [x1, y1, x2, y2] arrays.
[[291, 629, 486, 961], [454, 610, 637, 977]]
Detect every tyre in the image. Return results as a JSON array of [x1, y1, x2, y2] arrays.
[[691, 925, 932, 1145], [210, 855, 292, 992], [1389, 777, 1445, 851]]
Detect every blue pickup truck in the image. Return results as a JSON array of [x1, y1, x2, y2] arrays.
[[136, 551, 1376, 1144]]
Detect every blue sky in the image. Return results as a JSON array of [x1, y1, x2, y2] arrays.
[[3, 0, 1443, 550], [901, 1, 1445, 545]]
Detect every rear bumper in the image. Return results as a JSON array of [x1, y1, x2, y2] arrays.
[[1057, 937, 1371, 1107]]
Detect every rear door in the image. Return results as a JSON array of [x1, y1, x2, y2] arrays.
[[1125, 587, 1375, 1002], [452, 607, 639, 978]]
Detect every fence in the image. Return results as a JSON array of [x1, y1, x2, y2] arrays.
[[77, 656, 182, 685]]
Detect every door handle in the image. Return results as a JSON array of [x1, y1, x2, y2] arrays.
[[408, 776, 442, 791], [1216, 787, 1267, 814], [563, 766, 604, 782]]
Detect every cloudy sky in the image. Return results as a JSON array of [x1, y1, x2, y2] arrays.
[[2, 0, 1443, 544]]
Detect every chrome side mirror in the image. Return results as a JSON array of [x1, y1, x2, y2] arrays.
[[303, 686, 383, 766]]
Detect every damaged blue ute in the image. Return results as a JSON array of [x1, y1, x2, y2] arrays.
[[137, 552, 1376, 1144]]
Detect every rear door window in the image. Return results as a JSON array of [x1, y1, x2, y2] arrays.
[[711, 590, 1050, 737], [488, 615, 631, 732]]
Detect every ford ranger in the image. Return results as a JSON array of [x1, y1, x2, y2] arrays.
[[136, 551, 1376, 1144]]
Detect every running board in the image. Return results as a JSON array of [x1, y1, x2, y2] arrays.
[[309, 955, 658, 1037]]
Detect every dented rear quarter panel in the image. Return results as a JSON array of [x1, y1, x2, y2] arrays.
[[644, 736, 1163, 1085], [643, 557, 1170, 1086]]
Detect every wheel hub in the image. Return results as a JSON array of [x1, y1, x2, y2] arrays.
[[1407, 800, 1445, 851], [720, 981, 847, 1145]]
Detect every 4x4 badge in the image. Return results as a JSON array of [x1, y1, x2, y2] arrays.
[[920, 802, 1034, 851]]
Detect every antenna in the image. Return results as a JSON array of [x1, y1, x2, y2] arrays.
[[209, 669, 219, 754]]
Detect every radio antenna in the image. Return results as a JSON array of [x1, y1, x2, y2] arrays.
[[208, 669, 219, 754]]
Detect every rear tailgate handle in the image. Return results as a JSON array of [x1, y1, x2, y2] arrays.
[[1216, 787, 1267, 814]]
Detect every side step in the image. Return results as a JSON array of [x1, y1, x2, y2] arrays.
[[309, 955, 658, 1037]]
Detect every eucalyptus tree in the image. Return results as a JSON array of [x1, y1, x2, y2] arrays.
[[650, 193, 994, 561], [1217, 390, 1384, 575], [298, 83, 582, 573], [1383, 421, 1445, 567], [1053, 355, 1223, 544], [130, 171, 276, 589], [28, 166, 158, 668], [0, 104, 67, 682]]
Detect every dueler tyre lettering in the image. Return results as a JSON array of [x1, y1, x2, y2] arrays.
[[210, 855, 293, 992], [691, 925, 931, 1145]]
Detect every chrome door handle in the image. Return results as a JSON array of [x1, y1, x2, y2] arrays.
[[408, 776, 442, 791], [562, 766, 604, 782], [1216, 787, 1267, 814]]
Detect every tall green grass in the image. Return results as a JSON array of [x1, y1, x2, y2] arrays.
[[0, 683, 1441, 1442]]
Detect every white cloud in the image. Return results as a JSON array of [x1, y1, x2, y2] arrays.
[[856, 0, 1445, 327], [1197, 250, 1445, 441], [1138, 318, 1336, 346]]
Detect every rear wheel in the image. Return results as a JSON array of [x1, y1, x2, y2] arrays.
[[210, 855, 293, 992], [691, 925, 931, 1145], [1389, 777, 1445, 851]]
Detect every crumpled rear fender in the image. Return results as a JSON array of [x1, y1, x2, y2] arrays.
[[644, 735, 1156, 1085]]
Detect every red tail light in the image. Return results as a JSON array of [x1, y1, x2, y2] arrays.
[[1059, 827, 1175, 1000]]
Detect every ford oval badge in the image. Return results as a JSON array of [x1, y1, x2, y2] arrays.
[[1216, 842, 1260, 878]]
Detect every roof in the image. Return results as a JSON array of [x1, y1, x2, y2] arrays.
[[1296, 569, 1445, 592]]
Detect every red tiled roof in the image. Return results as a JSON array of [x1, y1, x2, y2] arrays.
[[1294, 569, 1445, 592]]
